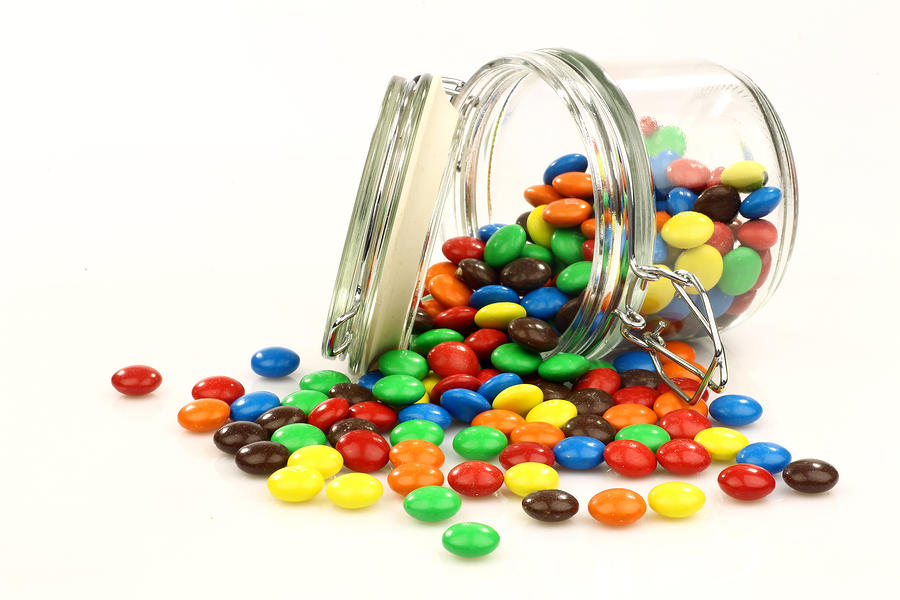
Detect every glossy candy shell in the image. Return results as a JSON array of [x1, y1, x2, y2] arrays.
[[111, 365, 162, 396], [442, 522, 500, 558]]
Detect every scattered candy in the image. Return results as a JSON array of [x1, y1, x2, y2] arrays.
[[648, 481, 706, 518], [404, 486, 462, 522], [191, 375, 244, 404], [214, 421, 268, 454], [521, 489, 579, 522], [267, 466, 324, 502], [588, 488, 647, 526], [504, 462, 560, 497], [235, 441, 290, 475], [251, 346, 300, 378], [177, 398, 231, 432], [442, 522, 500, 558], [111, 365, 162, 396], [782, 459, 839, 493], [717, 464, 776, 500], [326, 473, 383, 509]]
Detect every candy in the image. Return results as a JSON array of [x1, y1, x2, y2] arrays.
[[499, 442, 556, 470], [675, 245, 723, 292], [718, 464, 776, 500], [567, 388, 615, 416], [543, 153, 588, 185], [192, 375, 244, 404], [474, 302, 527, 330], [378, 349, 430, 379], [177, 399, 230, 432], [526, 399, 578, 429], [281, 389, 328, 415], [427, 341, 480, 378], [250, 346, 300, 378], [611, 351, 656, 373], [542, 199, 592, 228], [440, 389, 492, 423], [510, 421, 565, 448], [563, 415, 616, 444], [658, 408, 712, 440], [452, 426, 508, 460], [214, 421, 268, 454], [458, 258, 499, 289], [656, 439, 711, 475], [537, 353, 590, 383], [720, 160, 767, 192], [504, 462, 560, 496], [551, 228, 588, 265], [299, 370, 350, 394], [736, 219, 778, 251], [372, 374, 426, 407], [398, 402, 453, 429], [447, 460, 504, 497], [603, 404, 658, 430], [666, 187, 697, 215], [552, 436, 605, 469], [618, 369, 661, 389], [235, 441, 290, 475], [740, 187, 781, 219], [615, 424, 671, 454], [660, 211, 714, 249], [111, 364, 162, 396], [552, 172, 593, 200], [588, 488, 647, 526], [499, 258, 552, 293], [507, 317, 559, 353], [708, 394, 763, 426], [490, 344, 543, 376], [428, 274, 473, 308], [484, 224, 527, 267], [256, 405, 307, 436], [471, 409, 526, 437], [442, 235, 485, 264], [647, 481, 705, 518], [469, 285, 520, 309], [230, 391, 281, 422], [694, 427, 750, 461], [270, 423, 327, 453], [442, 522, 501, 558], [782, 459, 839, 493], [326, 473, 383, 509], [306, 397, 350, 432], [403, 486, 462, 522], [522, 489, 579, 522], [524, 184, 564, 207], [718, 247, 763, 296], [520, 287, 570, 320], [287, 445, 344, 478], [389, 439, 445, 468], [326, 418, 380, 447], [603, 439, 657, 477], [389, 419, 444, 446], [387, 463, 444, 495], [735, 442, 792, 473], [555, 261, 592, 295], [267, 466, 324, 502], [574, 368, 620, 395], [693, 185, 741, 223], [347, 401, 398, 432], [612, 385, 659, 408]]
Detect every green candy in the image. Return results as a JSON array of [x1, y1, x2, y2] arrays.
[[483, 224, 527, 268], [452, 426, 509, 461], [519, 243, 553, 264], [556, 261, 593, 295], [717, 247, 763, 296], [270, 423, 327, 454], [372, 374, 425, 407], [442, 522, 500, 558], [491, 343, 543, 376], [378, 349, 429, 379], [281, 389, 328, 415], [537, 352, 590, 383], [615, 424, 671, 454], [410, 328, 465, 356], [587, 359, 615, 371], [389, 419, 445, 446], [550, 228, 588, 266], [299, 370, 350, 394], [645, 125, 687, 157], [404, 486, 463, 522]]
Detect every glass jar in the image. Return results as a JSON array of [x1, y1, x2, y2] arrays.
[[322, 48, 797, 395]]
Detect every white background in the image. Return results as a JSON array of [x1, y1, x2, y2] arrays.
[[1, 1, 896, 598]]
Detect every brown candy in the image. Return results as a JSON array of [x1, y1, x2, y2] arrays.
[[500, 257, 552, 294], [562, 414, 616, 444], [508, 317, 559, 352], [694, 185, 741, 223], [567, 388, 615, 416], [521, 489, 579, 522], [555, 293, 583, 333], [328, 382, 376, 406], [782, 459, 839, 493], [619, 369, 662, 389], [516, 211, 535, 243], [326, 417, 381, 447], [413, 307, 434, 333], [256, 405, 306, 436], [213, 421, 269, 454], [234, 441, 290, 475], [457, 258, 498, 290], [535, 381, 571, 401]]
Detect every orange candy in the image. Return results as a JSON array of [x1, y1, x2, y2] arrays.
[[387, 463, 444, 495], [424, 262, 459, 293], [602, 404, 658, 431], [471, 409, 526, 438], [420, 297, 447, 319], [588, 488, 647, 526], [552, 172, 593, 200], [653, 391, 709, 418], [658, 340, 697, 364], [524, 184, 564, 208], [580, 217, 596, 240], [389, 439, 445, 468], [177, 398, 230, 432], [662, 360, 706, 383], [542, 198, 592, 228], [510, 421, 566, 448], [427, 274, 473, 308]]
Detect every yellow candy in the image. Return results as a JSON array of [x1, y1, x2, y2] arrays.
[[266, 466, 325, 502], [504, 463, 560, 497], [640, 264, 676, 314], [326, 473, 383, 509], [287, 445, 344, 478], [694, 427, 750, 460], [648, 481, 705, 518], [674, 244, 723, 294], [420, 372, 441, 396], [474, 302, 527, 330], [526, 205, 557, 248], [491, 384, 544, 417], [526, 399, 578, 429], [660, 211, 714, 249], [720, 160, 767, 193]]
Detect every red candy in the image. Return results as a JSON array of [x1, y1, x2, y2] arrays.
[[429, 374, 481, 404], [582, 239, 595, 261], [639, 116, 659, 136], [750, 249, 772, 292], [464, 329, 509, 363], [111, 365, 162, 396], [573, 368, 621, 395], [498, 442, 556, 470], [706, 221, 735, 257], [656, 439, 712, 475], [335, 429, 390, 473], [657, 377, 710, 402], [191, 375, 245, 404], [718, 464, 777, 500], [427, 341, 480, 378], [727, 290, 757, 316], [737, 219, 778, 251], [434, 306, 478, 335], [447, 460, 504, 497], [658, 408, 712, 439], [476, 368, 501, 384], [442, 236, 485, 264], [347, 401, 397, 432], [603, 439, 657, 478], [307, 397, 350, 431], [666, 157, 712, 192], [612, 385, 659, 408]]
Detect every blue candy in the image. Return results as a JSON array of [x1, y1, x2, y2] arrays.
[[250, 346, 300, 378], [469, 285, 520, 310], [667, 187, 697, 215], [739, 186, 782, 219], [708, 394, 763, 426], [653, 233, 668, 263], [356, 370, 385, 390], [230, 390, 280, 422], [612, 351, 657, 373], [477, 223, 505, 242], [649, 150, 680, 197], [477, 372, 523, 402], [552, 436, 605, 470], [695, 286, 734, 319], [398, 403, 453, 430], [736, 442, 792, 473], [658, 296, 692, 322], [440, 389, 492, 423], [521, 287, 570, 320], [543, 153, 588, 185]]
